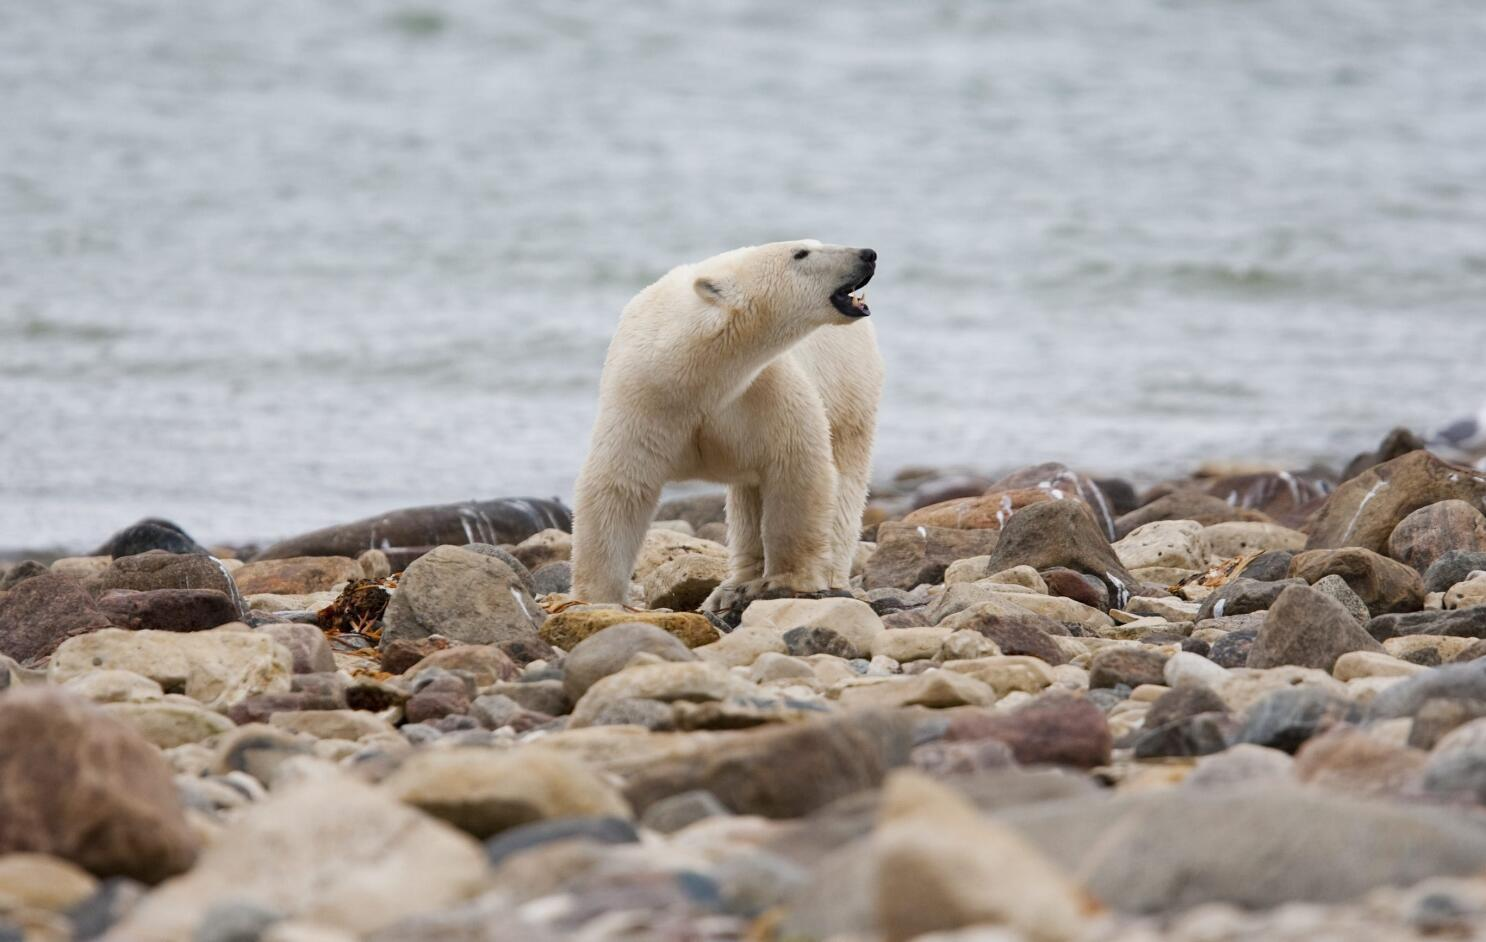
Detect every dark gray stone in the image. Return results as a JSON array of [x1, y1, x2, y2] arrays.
[[1247, 585, 1384, 670], [252, 498, 571, 561], [1196, 578, 1303, 621], [1372, 661, 1486, 719], [1426, 551, 1486, 594], [1236, 687, 1362, 753], [1370, 606, 1486, 642], [639, 789, 732, 834], [484, 816, 638, 869]]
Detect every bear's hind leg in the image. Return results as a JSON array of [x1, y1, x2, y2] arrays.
[[701, 484, 765, 613]]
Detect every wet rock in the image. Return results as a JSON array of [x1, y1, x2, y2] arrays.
[[1388, 500, 1486, 574], [1116, 491, 1272, 539], [945, 694, 1111, 768], [1040, 568, 1109, 610], [863, 522, 1001, 591], [868, 771, 1092, 942], [981, 500, 1138, 605], [618, 710, 915, 818], [95, 587, 240, 634], [0, 572, 114, 663], [1305, 450, 1486, 555], [94, 518, 206, 557], [1236, 686, 1363, 753], [107, 774, 489, 939], [0, 688, 198, 882], [1293, 726, 1427, 797], [232, 556, 362, 596], [1426, 551, 1486, 594], [1248, 585, 1384, 670], [1290, 547, 1425, 615], [49, 627, 292, 711], [561, 622, 698, 701], [1368, 606, 1486, 642], [380, 545, 542, 648], [642, 554, 727, 611], [383, 747, 630, 839], [540, 607, 717, 650], [1114, 520, 1210, 571], [1089, 646, 1169, 689], [1196, 577, 1303, 621], [253, 498, 570, 561], [999, 785, 1486, 912]]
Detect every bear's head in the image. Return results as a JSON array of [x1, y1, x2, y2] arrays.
[[692, 240, 876, 326]]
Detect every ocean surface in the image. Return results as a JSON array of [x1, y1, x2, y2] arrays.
[[4, 0, 1486, 552]]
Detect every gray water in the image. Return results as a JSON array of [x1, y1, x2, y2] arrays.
[[4, 0, 1486, 552]]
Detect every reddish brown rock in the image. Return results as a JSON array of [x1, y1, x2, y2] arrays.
[[97, 588, 240, 633], [1305, 451, 1486, 555], [1041, 568, 1110, 611], [1387, 500, 1486, 574], [903, 488, 1059, 531], [1290, 548, 1425, 615], [954, 611, 1068, 665], [945, 694, 1111, 769], [0, 688, 198, 882], [1202, 471, 1333, 530], [0, 573, 113, 663]]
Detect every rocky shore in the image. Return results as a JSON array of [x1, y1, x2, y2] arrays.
[[5, 430, 1486, 940]]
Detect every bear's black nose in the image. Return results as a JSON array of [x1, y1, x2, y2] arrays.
[[858, 248, 877, 263]]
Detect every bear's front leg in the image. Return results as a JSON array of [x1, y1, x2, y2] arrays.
[[571, 443, 663, 604], [701, 484, 765, 613]]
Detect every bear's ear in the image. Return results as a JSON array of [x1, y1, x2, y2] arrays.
[[693, 275, 735, 308]]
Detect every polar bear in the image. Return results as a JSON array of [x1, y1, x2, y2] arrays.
[[570, 240, 884, 611]]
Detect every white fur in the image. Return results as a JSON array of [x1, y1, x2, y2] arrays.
[[571, 240, 884, 608]]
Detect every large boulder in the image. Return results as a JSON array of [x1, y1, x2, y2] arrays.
[[0, 572, 114, 663], [1305, 451, 1486, 555], [86, 552, 242, 606], [1387, 500, 1486, 574], [48, 627, 293, 711], [980, 499, 1139, 605], [1247, 585, 1385, 670], [1289, 548, 1425, 615], [381, 545, 543, 648], [863, 522, 1000, 591], [1199, 470, 1333, 530], [252, 497, 571, 560], [0, 688, 198, 883], [104, 774, 490, 940]]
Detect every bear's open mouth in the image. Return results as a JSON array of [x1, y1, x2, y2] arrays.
[[830, 266, 874, 318]]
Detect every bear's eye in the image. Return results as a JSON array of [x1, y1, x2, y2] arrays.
[[793, 249, 810, 260]]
